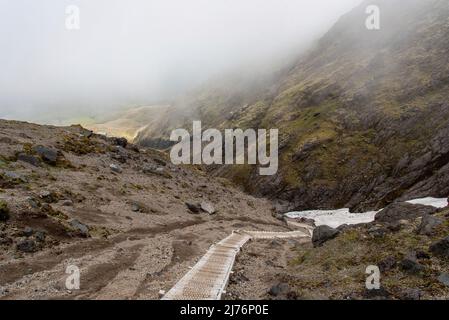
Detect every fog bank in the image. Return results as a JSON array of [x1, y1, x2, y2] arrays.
[[0, 0, 362, 123]]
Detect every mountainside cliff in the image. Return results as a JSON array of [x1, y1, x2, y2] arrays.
[[135, 0, 449, 212]]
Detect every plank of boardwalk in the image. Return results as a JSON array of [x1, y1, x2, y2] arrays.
[[162, 229, 310, 300]]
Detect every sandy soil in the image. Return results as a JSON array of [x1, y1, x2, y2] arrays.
[[0, 119, 286, 300]]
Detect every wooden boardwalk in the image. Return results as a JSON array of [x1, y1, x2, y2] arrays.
[[161, 228, 312, 300]]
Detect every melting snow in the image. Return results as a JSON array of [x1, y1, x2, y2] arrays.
[[285, 197, 448, 229], [406, 197, 448, 208], [285, 209, 379, 229]]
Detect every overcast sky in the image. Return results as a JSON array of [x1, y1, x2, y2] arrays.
[[0, 0, 362, 123]]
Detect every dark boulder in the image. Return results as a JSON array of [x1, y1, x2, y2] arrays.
[[399, 252, 425, 274], [400, 288, 422, 300], [70, 219, 90, 237], [367, 226, 387, 238], [111, 137, 128, 148], [33, 145, 59, 165], [16, 239, 36, 253], [17, 153, 41, 167], [312, 225, 339, 247], [186, 202, 201, 214], [416, 215, 443, 236], [378, 256, 397, 272], [22, 227, 34, 237], [429, 236, 449, 258], [437, 273, 449, 287], [268, 282, 291, 297], [34, 230, 46, 242], [129, 200, 148, 213], [375, 202, 437, 223]]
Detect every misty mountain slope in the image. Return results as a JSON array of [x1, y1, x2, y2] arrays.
[[86, 105, 174, 142], [135, 0, 449, 211], [134, 69, 284, 148]]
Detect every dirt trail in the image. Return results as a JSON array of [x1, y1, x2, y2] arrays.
[[0, 120, 288, 300]]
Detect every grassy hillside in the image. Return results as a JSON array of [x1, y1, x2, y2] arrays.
[[135, 0, 449, 211]]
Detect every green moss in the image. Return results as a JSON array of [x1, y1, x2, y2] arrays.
[[61, 135, 106, 155]]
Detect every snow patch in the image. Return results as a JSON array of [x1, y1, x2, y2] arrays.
[[286, 197, 448, 229], [406, 197, 448, 208], [286, 209, 379, 229]]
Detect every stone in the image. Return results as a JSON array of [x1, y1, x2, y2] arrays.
[[400, 288, 422, 300], [16, 239, 36, 253], [22, 227, 33, 237], [129, 201, 147, 213], [416, 251, 430, 260], [416, 215, 443, 235], [378, 256, 397, 272], [26, 197, 40, 209], [399, 252, 424, 274], [312, 225, 339, 247], [4, 171, 28, 183], [272, 213, 285, 221], [110, 146, 129, 164], [268, 282, 290, 297], [367, 226, 387, 238], [34, 230, 46, 242], [62, 200, 73, 207], [80, 129, 93, 138], [429, 236, 449, 258], [17, 153, 41, 167], [437, 273, 449, 287], [110, 164, 122, 173], [200, 202, 216, 215], [142, 165, 172, 178], [186, 202, 201, 214], [112, 137, 128, 148], [39, 190, 57, 203], [375, 202, 438, 223], [70, 219, 89, 237], [386, 221, 402, 232], [0, 287, 8, 296], [33, 145, 59, 165]]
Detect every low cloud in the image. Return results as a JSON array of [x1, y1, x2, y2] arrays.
[[0, 0, 362, 123]]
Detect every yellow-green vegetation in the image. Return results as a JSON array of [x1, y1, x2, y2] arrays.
[[0, 157, 8, 169], [61, 135, 106, 155], [289, 211, 449, 299], [43, 205, 68, 220], [89, 226, 116, 239]]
